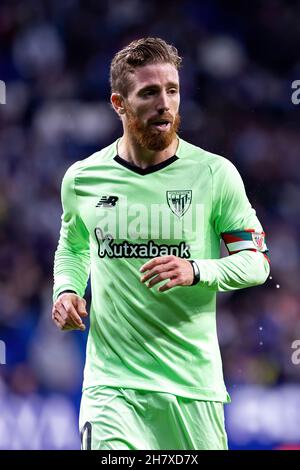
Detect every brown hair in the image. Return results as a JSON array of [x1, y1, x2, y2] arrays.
[[110, 37, 182, 97]]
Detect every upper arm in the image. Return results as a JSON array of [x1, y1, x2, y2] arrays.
[[59, 164, 90, 253], [212, 159, 269, 262]]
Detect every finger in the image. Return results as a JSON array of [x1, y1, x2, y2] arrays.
[[52, 306, 66, 325], [141, 262, 175, 283], [76, 299, 88, 317], [60, 299, 85, 328], [52, 314, 64, 330], [157, 277, 179, 293], [147, 270, 177, 288], [139, 256, 174, 273], [53, 305, 85, 331], [53, 310, 85, 331], [53, 309, 72, 330]]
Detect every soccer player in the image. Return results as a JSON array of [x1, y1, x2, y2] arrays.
[[52, 37, 270, 450]]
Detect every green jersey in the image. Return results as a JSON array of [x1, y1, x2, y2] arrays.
[[53, 138, 269, 402]]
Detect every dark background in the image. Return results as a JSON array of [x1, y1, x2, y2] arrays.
[[0, 0, 300, 449]]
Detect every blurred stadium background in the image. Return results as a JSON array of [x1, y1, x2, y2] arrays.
[[0, 0, 300, 450]]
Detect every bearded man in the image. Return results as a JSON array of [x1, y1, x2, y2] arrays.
[[52, 37, 270, 450]]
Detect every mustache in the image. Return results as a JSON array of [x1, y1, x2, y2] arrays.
[[148, 113, 174, 124]]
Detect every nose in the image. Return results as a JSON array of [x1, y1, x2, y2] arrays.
[[156, 90, 169, 113]]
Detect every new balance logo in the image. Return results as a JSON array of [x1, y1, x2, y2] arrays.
[[96, 195, 119, 208]]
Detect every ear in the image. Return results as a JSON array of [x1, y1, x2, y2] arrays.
[[111, 93, 125, 116]]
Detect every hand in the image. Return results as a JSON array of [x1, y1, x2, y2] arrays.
[[140, 255, 194, 292], [52, 293, 88, 331]]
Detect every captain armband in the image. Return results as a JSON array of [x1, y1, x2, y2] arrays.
[[221, 229, 270, 263]]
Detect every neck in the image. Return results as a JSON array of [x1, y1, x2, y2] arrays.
[[117, 133, 178, 169]]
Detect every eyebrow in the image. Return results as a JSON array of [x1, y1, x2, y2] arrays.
[[138, 82, 179, 93]]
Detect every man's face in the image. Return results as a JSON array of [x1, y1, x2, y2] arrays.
[[123, 62, 180, 151]]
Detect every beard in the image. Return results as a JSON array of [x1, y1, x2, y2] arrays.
[[124, 103, 180, 151]]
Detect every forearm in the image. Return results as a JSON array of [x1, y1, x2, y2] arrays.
[[53, 245, 90, 302], [54, 162, 91, 302], [194, 250, 270, 292]]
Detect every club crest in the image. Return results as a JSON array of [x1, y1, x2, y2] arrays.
[[252, 232, 265, 251], [166, 190, 192, 218]]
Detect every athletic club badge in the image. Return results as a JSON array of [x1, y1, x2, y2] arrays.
[[252, 232, 265, 251], [166, 190, 192, 218]]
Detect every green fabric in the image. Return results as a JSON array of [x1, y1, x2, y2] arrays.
[[79, 386, 228, 450], [53, 137, 270, 402]]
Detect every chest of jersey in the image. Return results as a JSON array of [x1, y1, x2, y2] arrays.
[[78, 157, 213, 258]]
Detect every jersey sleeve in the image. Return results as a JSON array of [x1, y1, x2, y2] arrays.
[[53, 164, 90, 301], [194, 158, 270, 292], [213, 159, 261, 234]]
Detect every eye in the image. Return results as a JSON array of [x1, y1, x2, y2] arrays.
[[168, 88, 178, 95], [143, 89, 156, 97]]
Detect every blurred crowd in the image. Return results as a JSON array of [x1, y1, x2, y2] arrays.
[[0, 0, 300, 448]]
